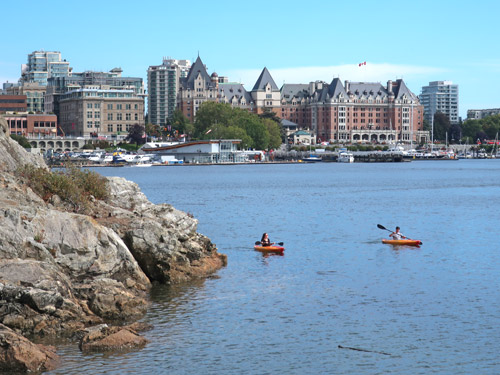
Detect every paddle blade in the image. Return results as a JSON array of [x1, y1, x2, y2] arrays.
[[255, 241, 261, 245], [277, 242, 284, 246], [377, 224, 387, 230]]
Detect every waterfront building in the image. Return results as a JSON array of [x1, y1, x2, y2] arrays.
[[141, 139, 247, 163], [280, 78, 426, 144], [218, 82, 254, 111], [177, 57, 221, 120], [58, 85, 145, 139], [467, 108, 500, 120], [0, 95, 27, 113], [290, 130, 315, 145], [4, 113, 57, 138], [147, 58, 191, 126], [21, 51, 71, 86], [45, 69, 145, 118], [250, 67, 281, 115], [420, 81, 459, 124]]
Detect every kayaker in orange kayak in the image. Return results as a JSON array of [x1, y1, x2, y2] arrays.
[[260, 233, 274, 247], [390, 227, 407, 240]]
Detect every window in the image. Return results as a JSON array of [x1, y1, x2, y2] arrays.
[[134, 113, 138, 121], [87, 111, 93, 118], [117, 104, 122, 110], [108, 113, 113, 121], [117, 124, 123, 132], [126, 113, 131, 121], [117, 113, 122, 121], [134, 104, 138, 109], [107, 104, 113, 110], [87, 121, 93, 128], [95, 121, 100, 128], [107, 124, 113, 132], [95, 112, 100, 119], [94, 103, 100, 109], [87, 103, 93, 109], [126, 104, 131, 110]]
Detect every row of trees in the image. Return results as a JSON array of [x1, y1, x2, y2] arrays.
[[430, 112, 500, 143], [143, 102, 283, 150]]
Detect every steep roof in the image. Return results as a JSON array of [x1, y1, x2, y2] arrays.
[[327, 78, 347, 98], [348, 82, 386, 97], [183, 56, 212, 89], [281, 84, 309, 98], [252, 67, 279, 91], [392, 79, 418, 100], [219, 83, 252, 103]]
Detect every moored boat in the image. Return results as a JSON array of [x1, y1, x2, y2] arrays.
[[303, 155, 322, 162], [382, 239, 422, 246], [338, 151, 354, 163]]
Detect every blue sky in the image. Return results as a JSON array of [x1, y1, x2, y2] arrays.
[[1, 0, 499, 119]]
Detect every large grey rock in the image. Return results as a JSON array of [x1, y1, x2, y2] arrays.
[[0, 115, 226, 368], [0, 117, 46, 171]]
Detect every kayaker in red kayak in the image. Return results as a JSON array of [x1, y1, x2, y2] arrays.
[[260, 233, 274, 247], [390, 227, 407, 240]]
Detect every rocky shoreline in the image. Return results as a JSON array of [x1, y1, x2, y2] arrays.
[[0, 118, 227, 373]]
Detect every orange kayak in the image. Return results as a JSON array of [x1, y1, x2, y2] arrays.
[[254, 245, 285, 253], [382, 239, 422, 246]]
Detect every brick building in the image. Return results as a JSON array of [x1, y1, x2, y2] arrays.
[[0, 95, 27, 113], [4, 113, 57, 137]]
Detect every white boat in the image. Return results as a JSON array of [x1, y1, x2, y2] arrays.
[[338, 151, 354, 163], [303, 155, 322, 162], [131, 162, 153, 167]]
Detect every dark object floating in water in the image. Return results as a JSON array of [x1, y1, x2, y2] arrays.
[[338, 344, 391, 356]]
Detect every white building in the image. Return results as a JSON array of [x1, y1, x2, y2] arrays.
[[420, 81, 459, 124], [141, 139, 247, 164], [147, 58, 191, 126]]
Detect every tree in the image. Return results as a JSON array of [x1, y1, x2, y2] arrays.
[[126, 124, 146, 149], [193, 102, 284, 149], [145, 123, 162, 139], [171, 110, 194, 138], [432, 112, 451, 142], [10, 134, 31, 148], [262, 118, 282, 149]]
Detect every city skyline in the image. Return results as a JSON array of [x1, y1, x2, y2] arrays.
[[1, 0, 499, 119]]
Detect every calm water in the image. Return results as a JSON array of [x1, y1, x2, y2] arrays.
[[48, 160, 500, 374]]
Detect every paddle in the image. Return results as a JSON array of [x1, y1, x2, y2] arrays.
[[255, 241, 284, 246], [377, 224, 422, 244]]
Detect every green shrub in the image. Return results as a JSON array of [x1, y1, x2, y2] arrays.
[[17, 164, 108, 213], [10, 134, 32, 148]]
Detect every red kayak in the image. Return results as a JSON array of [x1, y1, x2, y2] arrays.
[[382, 239, 422, 246], [254, 245, 285, 253]]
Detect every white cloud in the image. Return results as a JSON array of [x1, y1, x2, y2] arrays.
[[225, 63, 447, 88]]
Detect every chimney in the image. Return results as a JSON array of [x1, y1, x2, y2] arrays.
[[387, 80, 393, 95], [345, 80, 350, 92], [309, 81, 316, 94]]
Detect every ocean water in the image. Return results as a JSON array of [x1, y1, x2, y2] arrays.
[[48, 160, 500, 374]]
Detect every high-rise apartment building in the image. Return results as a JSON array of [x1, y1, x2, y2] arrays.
[[21, 51, 71, 86], [147, 58, 191, 126], [420, 81, 459, 125]]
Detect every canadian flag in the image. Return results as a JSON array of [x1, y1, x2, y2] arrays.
[[358, 61, 366, 67]]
